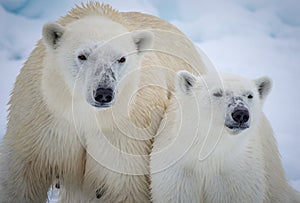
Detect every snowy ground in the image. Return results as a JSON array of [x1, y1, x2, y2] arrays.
[[0, 0, 299, 198]]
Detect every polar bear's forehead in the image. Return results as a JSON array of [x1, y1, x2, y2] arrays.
[[77, 42, 125, 56], [200, 73, 257, 94], [223, 79, 255, 93], [64, 16, 131, 43]]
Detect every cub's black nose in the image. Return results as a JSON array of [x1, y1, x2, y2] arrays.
[[94, 88, 114, 104], [231, 107, 249, 124]]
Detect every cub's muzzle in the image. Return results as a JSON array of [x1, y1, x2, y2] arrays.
[[225, 106, 250, 132]]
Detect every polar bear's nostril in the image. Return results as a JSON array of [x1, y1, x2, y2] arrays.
[[243, 114, 249, 122], [94, 88, 114, 104], [231, 108, 249, 124]]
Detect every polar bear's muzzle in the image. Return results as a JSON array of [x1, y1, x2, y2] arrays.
[[92, 86, 115, 108], [225, 105, 250, 133], [86, 68, 117, 108]]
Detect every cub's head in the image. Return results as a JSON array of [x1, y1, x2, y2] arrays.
[[176, 71, 272, 135], [42, 16, 153, 109]]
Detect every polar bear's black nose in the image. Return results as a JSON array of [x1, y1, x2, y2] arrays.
[[94, 88, 114, 104], [231, 107, 249, 124]]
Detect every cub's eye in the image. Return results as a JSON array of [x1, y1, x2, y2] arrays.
[[118, 57, 126, 63], [213, 90, 223, 97], [78, 54, 87, 61], [248, 94, 253, 99]]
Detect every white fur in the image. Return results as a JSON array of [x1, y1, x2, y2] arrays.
[[42, 16, 152, 203], [0, 3, 207, 203], [150, 72, 300, 203], [0, 15, 151, 203]]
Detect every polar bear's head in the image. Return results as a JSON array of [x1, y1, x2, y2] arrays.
[[175, 71, 272, 135], [42, 16, 153, 109]]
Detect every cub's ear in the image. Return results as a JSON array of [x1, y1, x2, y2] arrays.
[[175, 70, 197, 94], [42, 22, 65, 49], [132, 30, 154, 54], [254, 77, 272, 101]]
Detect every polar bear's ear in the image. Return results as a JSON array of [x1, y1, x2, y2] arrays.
[[42, 22, 65, 49], [254, 77, 272, 101], [132, 30, 154, 54], [176, 70, 197, 94]]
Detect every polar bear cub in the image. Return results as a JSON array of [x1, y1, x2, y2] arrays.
[[150, 71, 300, 203]]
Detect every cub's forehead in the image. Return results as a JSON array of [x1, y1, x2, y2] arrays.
[[224, 78, 255, 92], [201, 73, 256, 93]]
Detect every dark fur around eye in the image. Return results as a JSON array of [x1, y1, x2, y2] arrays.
[[78, 54, 87, 61], [118, 57, 126, 63], [213, 91, 223, 97]]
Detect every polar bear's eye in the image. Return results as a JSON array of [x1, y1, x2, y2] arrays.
[[118, 57, 126, 63], [248, 94, 253, 99], [213, 90, 223, 97], [78, 54, 87, 61]]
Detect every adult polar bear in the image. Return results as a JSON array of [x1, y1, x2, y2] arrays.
[[0, 2, 207, 203], [151, 71, 300, 203]]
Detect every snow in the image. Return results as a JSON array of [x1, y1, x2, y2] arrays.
[[0, 0, 299, 197]]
